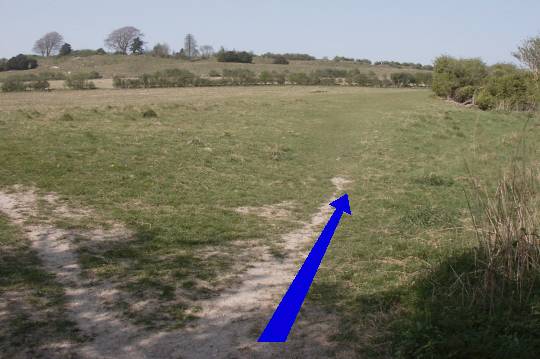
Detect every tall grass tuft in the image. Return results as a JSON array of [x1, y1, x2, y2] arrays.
[[466, 161, 540, 309]]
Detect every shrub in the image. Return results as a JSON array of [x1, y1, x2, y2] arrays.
[[346, 70, 380, 87], [272, 56, 289, 65], [475, 89, 497, 110], [86, 71, 102, 79], [288, 72, 311, 85], [208, 70, 221, 77], [64, 73, 96, 90], [113, 76, 143, 89], [59, 43, 72, 56], [114, 69, 198, 89], [1, 78, 26, 92], [0, 58, 7, 72], [259, 71, 273, 84], [216, 50, 253, 63], [5, 54, 38, 71], [29, 80, 50, 91], [390, 72, 417, 87], [149, 69, 197, 87], [96, 48, 107, 55], [454, 85, 477, 103], [222, 68, 257, 85], [481, 72, 537, 111], [432, 56, 488, 98], [142, 109, 158, 118]]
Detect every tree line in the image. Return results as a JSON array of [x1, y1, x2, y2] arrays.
[[1, 26, 433, 72]]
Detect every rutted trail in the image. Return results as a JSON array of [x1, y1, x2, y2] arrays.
[[0, 188, 143, 359], [0, 177, 351, 358]]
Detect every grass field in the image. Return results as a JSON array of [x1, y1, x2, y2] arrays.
[[1, 86, 539, 357], [0, 54, 430, 81]]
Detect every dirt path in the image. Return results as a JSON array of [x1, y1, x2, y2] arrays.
[[0, 178, 352, 358]]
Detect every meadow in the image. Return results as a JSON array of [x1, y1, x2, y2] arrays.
[[1, 86, 539, 357]]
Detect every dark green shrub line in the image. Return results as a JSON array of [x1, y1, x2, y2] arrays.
[[113, 68, 432, 89], [64, 73, 97, 90], [1, 71, 103, 92]]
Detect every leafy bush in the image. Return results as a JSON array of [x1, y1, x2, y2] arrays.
[[259, 71, 273, 84], [142, 109, 158, 118], [1, 78, 49, 92], [475, 89, 497, 110], [482, 72, 537, 111], [5, 54, 38, 71], [288, 72, 311, 85], [114, 69, 198, 88], [29, 80, 50, 91], [113, 76, 143, 89], [64, 73, 96, 90], [222, 69, 257, 85], [346, 70, 380, 87], [216, 50, 253, 63], [1, 79, 26, 92], [454, 85, 477, 103], [390, 72, 417, 87], [432, 56, 488, 98]]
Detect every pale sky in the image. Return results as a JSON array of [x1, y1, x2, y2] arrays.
[[1, 0, 539, 64]]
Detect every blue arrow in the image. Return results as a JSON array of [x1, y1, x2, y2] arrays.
[[258, 194, 351, 342]]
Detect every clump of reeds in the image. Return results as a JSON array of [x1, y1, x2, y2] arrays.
[[466, 162, 540, 309]]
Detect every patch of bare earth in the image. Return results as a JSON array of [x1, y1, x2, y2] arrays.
[[0, 177, 353, 358]]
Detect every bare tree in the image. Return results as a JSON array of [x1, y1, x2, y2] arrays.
[[199, 45, 214, 59], [184, 34, 198, 59], [33, 32, 64, 56], [152, 43, 171, 57], [513, 35, 540, 80], [105, 26, 143, 54]]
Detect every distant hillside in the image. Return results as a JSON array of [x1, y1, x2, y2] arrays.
[[0, 54, 431, 81]]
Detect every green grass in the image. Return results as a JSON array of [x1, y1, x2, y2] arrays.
[[0, 215, 81, 357], [0, 54, 430, 80], [1, 87, 539, 355]]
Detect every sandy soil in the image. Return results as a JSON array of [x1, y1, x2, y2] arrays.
[[0, 177, 352, 358]]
